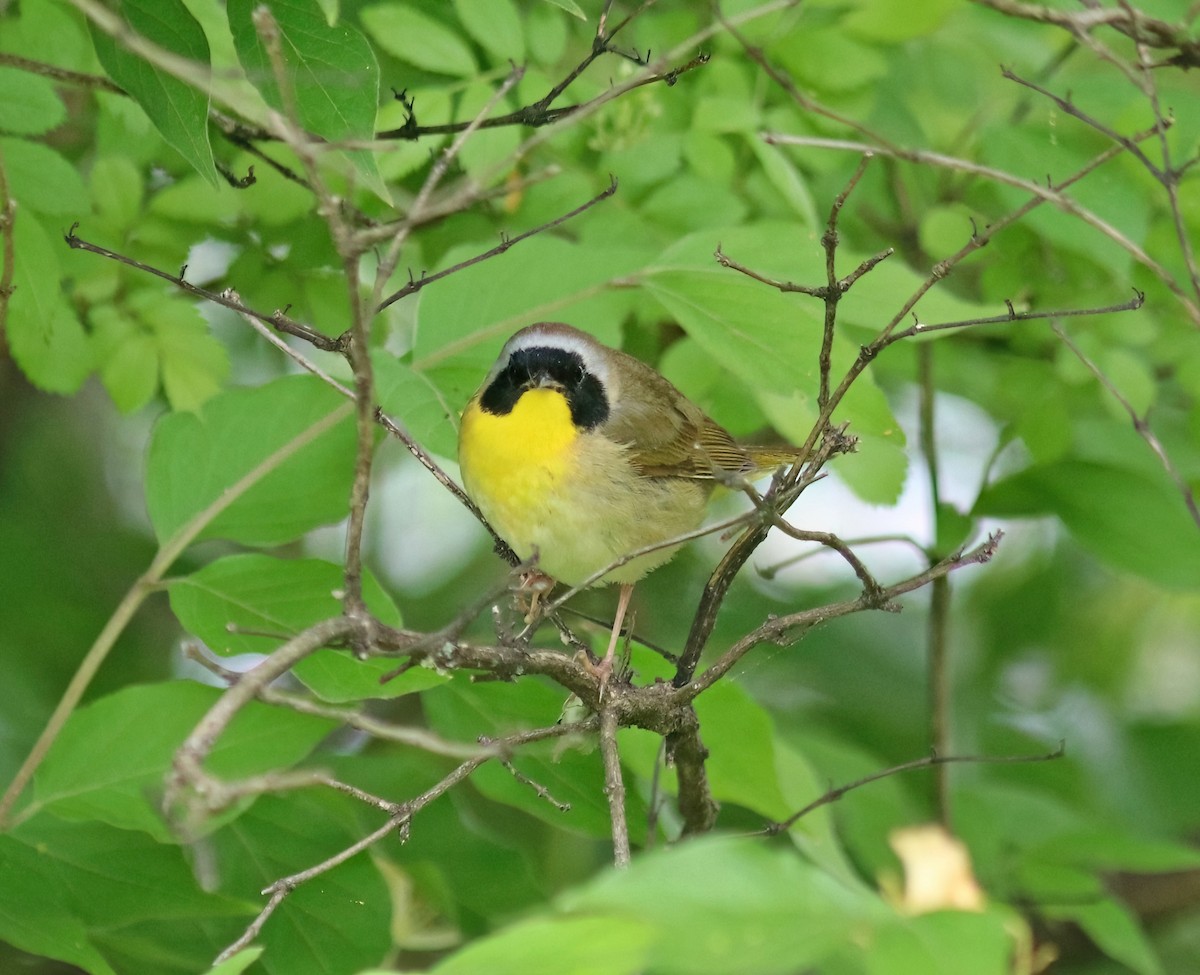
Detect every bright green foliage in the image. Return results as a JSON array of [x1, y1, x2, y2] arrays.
[[228, 0, 386, 197], [89, 0, 218, 184], [145, 375, 356, 545], [1, 0, 1199, 974]]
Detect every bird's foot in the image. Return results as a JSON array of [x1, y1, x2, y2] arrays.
[[516, 571, 556, 624], [577, 650, 616, 705]]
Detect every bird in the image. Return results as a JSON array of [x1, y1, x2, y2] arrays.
[[457, 322, 796, 691]]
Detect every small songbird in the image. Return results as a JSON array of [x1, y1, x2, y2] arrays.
[[457, 322, 795, 686]]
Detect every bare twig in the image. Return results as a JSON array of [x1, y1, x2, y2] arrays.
[[374, 5, 709, 141], [501, 760, 573, 811], [64, 228, 341, 349], [969, 0, 1200, 66], [762, 742, 1066, 835], [0, 51, 125, 93], [214, 719, 594, 964], [371, 65, 527, 316], [165, 618, 356, 831], [756, 533, 930, 579], [184, 645, 492, 759], [600, 708, 632, 866], [375, 177, 618, 313], [763, 132, 1199, 327], [677, 533, 1005, 702]]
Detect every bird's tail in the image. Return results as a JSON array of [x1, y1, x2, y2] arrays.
[[742, 444, 803, 477]]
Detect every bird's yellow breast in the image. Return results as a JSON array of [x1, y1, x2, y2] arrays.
[[459, 385, 710, 587], [459, 387, 578, 523]]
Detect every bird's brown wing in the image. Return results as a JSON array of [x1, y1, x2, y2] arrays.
[[598, 353, 757, 479]]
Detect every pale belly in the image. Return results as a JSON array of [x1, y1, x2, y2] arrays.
[[461, 430, 710, 587]]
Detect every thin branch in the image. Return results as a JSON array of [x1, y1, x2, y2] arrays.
[[884, 292, 1146, 347], [214, 719, 594, 965], [165, 618, 356, 833], [0, 51, 125, 94], [601, 708, 632, 867], [370, 65, 527, 317], [676, 533, 1005, 702], [64, 228, 341, 350], [755, 533, 930, 580], [764, 131, 1199, 327], [819, 154, 876, 410], [762, 742, 1066, 835], [183, 645, 492, 759], [969, 0, 1200, 66], [500, 761, 573, 811], [227, 295, 353, 397], [375, 177, 618, 313], [671, 427, 848, 687], [373, 10, 709, 141]]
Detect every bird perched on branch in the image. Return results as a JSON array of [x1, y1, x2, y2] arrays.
[[458, 322, 796, 690]]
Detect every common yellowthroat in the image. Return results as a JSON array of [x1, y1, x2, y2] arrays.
[[458, 322, 795, 684]]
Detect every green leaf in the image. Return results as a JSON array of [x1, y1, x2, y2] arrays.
[[373, 351, 461, 459], [6, 212, 93, 394], [862, 909, 1016, 975], [90, 291, 229, 413], [430, 915, 655, 975], [30, 681, 338, 839], [456, 79, 521, 179], [0, 827, 119, 975], [843, 0, 963, 42], [0, 66, 66, 135], [643, 224, 824, 394], [934, 501, 975, 555], [141, 291, 230, 411], [90, 155, 146, 232], [207, 948, 265, 975], [423, 679, 641, 838], [745, 138, 820, 227], [693, 681, 789, 819], [831, 433, 910, 506], [360, 4, 477, 77], [9, 814, 250, 928], [94, 311, 160, 412], [771, 29, 889, 93], [89, 0, 218, 184], [145, 374, 356, 547], [453, 0, 524, 61], [975, 461, 1200, 589], [539, 0, 586, 18], [168, 553, 448, 702], [412, 235, 650, 370], [560, 837, 877, 974], [0, 136, 89, 217], [210, 791, 392, 975], [227, 0, 385, 198], [1045, 898, 1163, 975]]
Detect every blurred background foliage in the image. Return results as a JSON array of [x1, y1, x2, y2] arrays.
[[1, 0, 1198, 972]]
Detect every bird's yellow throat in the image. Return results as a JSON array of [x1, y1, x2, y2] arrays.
[[461, 387, 579, 495]]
